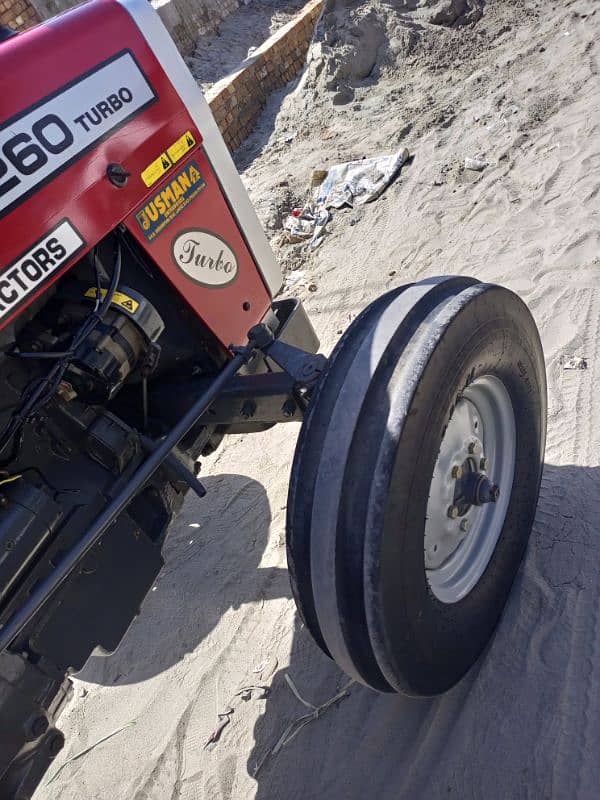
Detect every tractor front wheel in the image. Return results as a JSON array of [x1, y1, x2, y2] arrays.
[[287, 276, 546, 696]]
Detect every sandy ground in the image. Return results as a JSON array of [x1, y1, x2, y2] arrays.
[[35, 0, 600, 798]]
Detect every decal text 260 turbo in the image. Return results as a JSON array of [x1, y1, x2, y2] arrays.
[[0, 51, 156, 218]]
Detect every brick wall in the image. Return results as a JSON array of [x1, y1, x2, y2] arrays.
[[206, 0, 324, 152], [0, 0, 40, 31]]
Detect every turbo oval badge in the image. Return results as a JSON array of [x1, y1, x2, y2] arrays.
[[171, 229, 238, 287]]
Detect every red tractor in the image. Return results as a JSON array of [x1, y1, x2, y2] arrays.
[[0, 1, 546, 796]]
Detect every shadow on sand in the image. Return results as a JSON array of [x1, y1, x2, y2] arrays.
[[247, 461, 599, 800]]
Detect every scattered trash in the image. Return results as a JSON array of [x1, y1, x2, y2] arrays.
[[563, 356, 587, 370], [316, 148, 410, 209], [283, 204, 331, 248], [284, 270, 306, 288], [45, 720, 136, 785], [311, 168, 328, 188], [204, 685, 270, 750], [205, 707, 234, 747], [465, 157, 489, 172], [308, 283, 318, 292], [281, 149, 409, 251], [284, 133, 296, 144]]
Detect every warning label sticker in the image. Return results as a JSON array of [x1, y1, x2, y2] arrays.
[[135, 160, 206, 242], [167, 131, 196, 165], [84, 287, 140, 314], [141, 152, 173, 188], [141, 130, 197, 188]]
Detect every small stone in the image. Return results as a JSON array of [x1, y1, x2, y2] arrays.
[[465, 157, 489, 172], [389, 270, 396, 277], [308, 283, 318, 292]]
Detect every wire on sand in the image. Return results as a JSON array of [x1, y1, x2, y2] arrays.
[[45, 720, 136, 785], [252, 674, 354, 777]]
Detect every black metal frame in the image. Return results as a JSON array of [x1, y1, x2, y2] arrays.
[[0, 327, 326, 655]]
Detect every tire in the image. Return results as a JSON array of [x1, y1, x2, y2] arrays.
[[286, 284, 411, 658], [287, 278, 546, 696]]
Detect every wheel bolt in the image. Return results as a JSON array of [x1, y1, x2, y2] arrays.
[[479, 457, 488, 471], [460, 518, 471, 532], [447, 505, 459, 519], [451, 465, 463, 479], [468, 440, 482, 456]]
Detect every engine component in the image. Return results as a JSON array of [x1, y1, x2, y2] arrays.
[[0, 481, 62, 608], [26, 283, 165, 404], [0, 652, 71, 800]]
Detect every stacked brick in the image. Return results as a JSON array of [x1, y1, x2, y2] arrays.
[[207, 0, 324, 152], [0, 0, 39, 31]]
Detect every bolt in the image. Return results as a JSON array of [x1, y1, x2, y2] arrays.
[[282, 398, 296, 418], [460, 518, 471, 533], [451, 465, 463, 479], [479, 457, 488, 471], [468, 440, 482, 456], [447, 505, 459, 519], [240, 400, 256, 420], [490, 484, 500, 502]]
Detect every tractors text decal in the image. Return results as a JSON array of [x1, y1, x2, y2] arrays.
[[135, 161, 206, 242], [171, 229, 239, 288], [0, 50, 156, 219], [0, 220, 85, 323]]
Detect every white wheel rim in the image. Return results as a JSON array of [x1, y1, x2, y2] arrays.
[[424, 375, 516, 604]]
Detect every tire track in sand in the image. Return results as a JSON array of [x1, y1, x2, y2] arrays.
[[550, 286, 600, 798]]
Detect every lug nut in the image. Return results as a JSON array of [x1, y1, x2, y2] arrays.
[[460, 518, 471, 532], [451, 465, 463, 479], [447, 505, 459, 519], [468, 440, 482, 456], [479, 457, 488, 471]]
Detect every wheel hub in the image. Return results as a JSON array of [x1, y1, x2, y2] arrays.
[[424, 375, 516, 604]]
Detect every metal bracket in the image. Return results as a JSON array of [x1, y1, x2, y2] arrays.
[[244, 324, 327, 389]]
